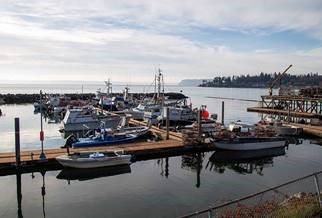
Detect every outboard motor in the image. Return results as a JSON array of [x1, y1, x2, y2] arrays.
[[64, 134, 77, 148]]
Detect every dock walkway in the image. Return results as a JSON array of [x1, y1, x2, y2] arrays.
[[0, 139, 184, 168]]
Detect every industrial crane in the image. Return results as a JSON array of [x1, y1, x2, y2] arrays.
[[268, 64, 292, 96]]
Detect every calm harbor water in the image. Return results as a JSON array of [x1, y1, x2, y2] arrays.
[[0, 84, 322, 218]]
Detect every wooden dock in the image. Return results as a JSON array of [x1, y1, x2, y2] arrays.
[[0, 139, 183, 167], [0, 114, 212, 173], [0, 106, 215, 175]]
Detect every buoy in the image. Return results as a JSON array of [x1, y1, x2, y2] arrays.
[[40, 131, 44, 141], [201, 110, 209, 118]]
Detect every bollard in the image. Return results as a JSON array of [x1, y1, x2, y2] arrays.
[[166, 107, 170, 140], [15, 118, 21, 167], [221, 101, 225, 125]]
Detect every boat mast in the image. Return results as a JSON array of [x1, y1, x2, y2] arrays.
[[157, 68, 164, 104], [105, 78, 112, 96]]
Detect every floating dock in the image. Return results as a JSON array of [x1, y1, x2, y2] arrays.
[[0, 112, 214, 176]]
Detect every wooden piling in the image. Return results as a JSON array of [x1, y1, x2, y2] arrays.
[[166, 107, 170, 140], [221, 101, 225, 125], [198, 110, 202, 140], [15, 118, 20, 167]]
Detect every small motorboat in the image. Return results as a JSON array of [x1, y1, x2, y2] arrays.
[[56, 150, 132, 168], [215, 136, 286, 151], [72, 132, 138, 148], [64, 126, 149, 148]]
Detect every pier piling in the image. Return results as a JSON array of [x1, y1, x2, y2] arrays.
[[221, 101, 225, 125], [198, 110, 202, 141], [166, 107, 170, 140], [14, 117, 20, 167]]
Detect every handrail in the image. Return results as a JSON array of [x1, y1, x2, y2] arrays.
[[180, 170, 322, 218]]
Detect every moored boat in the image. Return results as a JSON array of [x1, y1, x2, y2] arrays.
[[215, 136, 286, 151], [72, 132, 138, 148], [61, 107, 121, 132], [56, 150, 131, 168]]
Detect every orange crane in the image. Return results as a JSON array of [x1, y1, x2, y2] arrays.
[[268, 64, 292, 96]]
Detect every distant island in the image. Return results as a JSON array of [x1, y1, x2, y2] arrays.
[[178, 79, 207, 87], [198, 73, 322, 88]]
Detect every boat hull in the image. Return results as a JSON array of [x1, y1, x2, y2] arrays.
[[72, 135, 138, 148], [63, 117, 121, 132], [56, 155, 131, 168], [215, 138, 286, 151]]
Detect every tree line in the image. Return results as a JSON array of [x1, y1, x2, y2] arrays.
[[199, 72, 322, 88]]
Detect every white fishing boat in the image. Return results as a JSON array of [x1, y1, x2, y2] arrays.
[[228, 120, 254, 133], [157, 105, 197, 124], [61, 107, 121, 132], [215, 136, 286, 151], [185, 118, 222, 133], [143, 105, 162, 124], [56, 150, 131, 168]]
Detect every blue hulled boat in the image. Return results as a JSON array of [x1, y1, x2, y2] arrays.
[[69, 126, 150, 148], [72, 133, 138, 148]]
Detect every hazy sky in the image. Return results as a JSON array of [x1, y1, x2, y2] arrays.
[[0, 0, 322, 83]]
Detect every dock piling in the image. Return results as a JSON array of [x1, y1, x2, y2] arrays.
[[221, 101, 225, 125], [166, 107, 170, 140], [198, 110, 202, 141], [14, 117, 21, 167]]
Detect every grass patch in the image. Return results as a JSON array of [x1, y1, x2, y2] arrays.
[[219, 193, 321, 218]]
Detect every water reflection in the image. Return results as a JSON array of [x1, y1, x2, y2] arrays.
[[156, 158, 169, 178], [16, 169, 47, 218], [56, 165, 131, 182], [181, 153, 203, 188], [16, 172, 22, 218], [207, 147, 286, 175]]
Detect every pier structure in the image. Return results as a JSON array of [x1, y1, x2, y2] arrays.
[[247, 95, 322, 137]]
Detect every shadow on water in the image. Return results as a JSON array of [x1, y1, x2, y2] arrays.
[[56, 165, 131, 181], [206, 147, 286, 175], [15, 164, 132, 218]]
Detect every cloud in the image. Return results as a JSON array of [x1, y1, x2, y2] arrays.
[[0, 0, 321, 83]]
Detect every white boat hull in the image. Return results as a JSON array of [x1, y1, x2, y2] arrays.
[[56, 155, 131, 168], [215, 140, 286, 151], [63, 118, 121, 132]]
